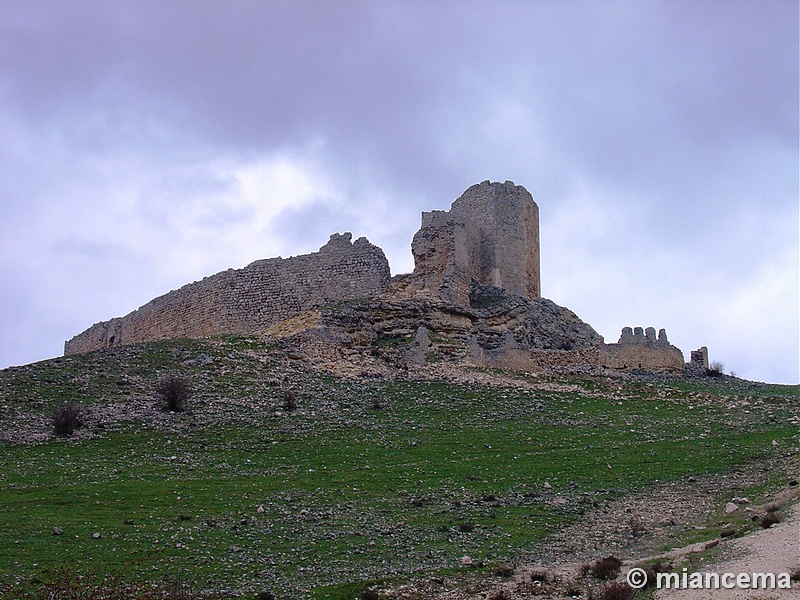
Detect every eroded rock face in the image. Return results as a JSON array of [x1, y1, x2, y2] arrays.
[[263, 283, 603, 375]]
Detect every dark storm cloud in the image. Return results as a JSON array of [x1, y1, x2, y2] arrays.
[[3, 1, 795, 201], [1, 0, 797, 381]]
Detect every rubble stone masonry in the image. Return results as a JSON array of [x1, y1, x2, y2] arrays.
[[599, 326, 686, 373], [401, 180, 540, 305], [64, 233, 390, 355]]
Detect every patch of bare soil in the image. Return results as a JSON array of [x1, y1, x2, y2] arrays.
[[655, 491, 800, 600]]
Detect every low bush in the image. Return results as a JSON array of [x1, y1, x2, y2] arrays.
[[706, 360, 725, 377], [599, 581, 634, 600], [156, 375, 191, 412], [52, 404, 82, 436], [529, 570, 548, 583], [760, 512, 780, 528], [282, 389, 298, 412], [493, 565, 514, 578], [590, 556, 622, 580], [459, 520, 476, 533]]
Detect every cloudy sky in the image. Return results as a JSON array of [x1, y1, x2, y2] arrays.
[[1, 1, 797, 383]]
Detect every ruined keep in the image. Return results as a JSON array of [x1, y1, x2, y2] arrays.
[[65, 180, 692, 376], [397, 180, 540, 305]]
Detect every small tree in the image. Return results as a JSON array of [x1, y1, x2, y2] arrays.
[[156, 375, 191, 412], [52, 404, 82, 436]]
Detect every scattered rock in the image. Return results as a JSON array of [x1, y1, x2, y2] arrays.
[[51, 527, 63, 536], [91, 532, 101, 539], [725, 502, 739, 513]]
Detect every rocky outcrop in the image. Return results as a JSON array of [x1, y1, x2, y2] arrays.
[[261, 283, 603, 375]]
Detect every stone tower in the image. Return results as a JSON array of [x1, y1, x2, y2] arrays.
[[407, 180, 541, 305]]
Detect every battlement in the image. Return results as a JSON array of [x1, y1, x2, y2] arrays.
[[599, 326, 685, 372], [618, 326, 671, 345]]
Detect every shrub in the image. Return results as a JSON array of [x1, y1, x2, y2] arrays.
[[493, 565, 514, 578], [156, 375, 191, 412], [764, 503, 781, 513], [282, 389, 298, 412], [760, 512, 780, 528], [459, 520, 476, 533], [359, 589, 380, 600], [488, 590, 511, 600], [256, 592, 276, 600], [529, 570, 548, 583], [590, 556, 622, 580], [52, 404, 83, 436], [599, 581, 634, 600], [706, 361, 725, 377], [627, 515, 646, 538], [790, 566, 800, 582]]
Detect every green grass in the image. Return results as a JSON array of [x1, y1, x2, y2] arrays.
[[0, 337, 797, 598]]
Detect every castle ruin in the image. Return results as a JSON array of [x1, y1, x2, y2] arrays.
[[65, 180, 690, 375], [395, 181, 540, 305]]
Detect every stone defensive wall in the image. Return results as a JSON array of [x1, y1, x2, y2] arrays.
[[64, 233, 390, 355], [599, 326, 686, 373]]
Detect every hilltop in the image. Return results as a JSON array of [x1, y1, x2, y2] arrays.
[[63, 182, 692, 378]]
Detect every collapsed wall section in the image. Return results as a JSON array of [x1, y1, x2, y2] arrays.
[[64, 233, 390, 355]]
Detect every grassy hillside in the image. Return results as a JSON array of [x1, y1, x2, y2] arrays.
[[0, 336, 797, 598]]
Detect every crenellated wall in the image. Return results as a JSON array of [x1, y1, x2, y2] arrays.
[[599, 326, 685, 373], [64, 233, 390, 355]]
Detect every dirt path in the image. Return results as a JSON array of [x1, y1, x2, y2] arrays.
[[655, 500, 799, 600]]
